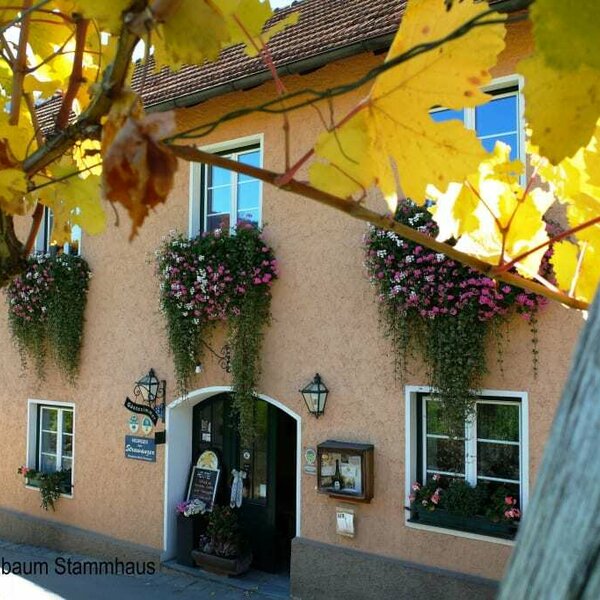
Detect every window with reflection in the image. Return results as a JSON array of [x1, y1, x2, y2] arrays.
[[37, 404, 74, 488], [420, 395, 522, 506], [430, 87, 520, 160], [36, 207, 81, 256], [202, 145, 262, 233]]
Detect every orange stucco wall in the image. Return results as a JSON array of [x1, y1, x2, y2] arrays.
[[0, 18, 584, 580]]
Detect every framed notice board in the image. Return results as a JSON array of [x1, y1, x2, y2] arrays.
[[186, 466, 220, 511]]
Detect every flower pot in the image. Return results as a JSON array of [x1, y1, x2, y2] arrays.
[[191, 549, 252, 577], [413, 507, 518, 539]]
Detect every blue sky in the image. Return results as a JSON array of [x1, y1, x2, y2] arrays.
[[270, 0, 294, 7]]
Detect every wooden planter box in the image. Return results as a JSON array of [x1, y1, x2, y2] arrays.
[[413, 507, 518, 539], [191, 550, 252, 577]]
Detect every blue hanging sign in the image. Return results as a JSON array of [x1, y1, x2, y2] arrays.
[[125, 435, 156, 462]]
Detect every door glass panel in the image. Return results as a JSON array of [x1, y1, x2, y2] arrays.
[[241, 401, 268, 504], [253, 402, 268, 501]]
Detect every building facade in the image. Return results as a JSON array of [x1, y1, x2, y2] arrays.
[[0, 1, 584, 598]]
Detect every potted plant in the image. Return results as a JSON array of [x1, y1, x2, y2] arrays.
[[175, 499, 206, 567], [17, 466, 72, 511], [409, 475, 519, 539], [191, 506, 252, 576]]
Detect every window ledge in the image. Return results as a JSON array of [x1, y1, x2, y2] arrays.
[[405, 519, 515, 546], [25, 484, 73, 500]]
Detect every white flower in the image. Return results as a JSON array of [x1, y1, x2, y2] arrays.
[[405, 255, 414, 263], [376, 250, 387, 258], [435, 253, 445, 262]]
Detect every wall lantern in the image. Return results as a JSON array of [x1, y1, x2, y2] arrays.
[[300, 373, 329, 418], [134, 368, 166, 420]]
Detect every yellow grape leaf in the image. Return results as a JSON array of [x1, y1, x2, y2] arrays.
[[310, 0, 505, 206], [519, 54, 600, 165], [428, 181, 479, 242], [0, 168, 29, 215], [309, 110, 390, 202], [37, 166, 106, 243], [73, 139, 102, 176], [153, 1, 232, 70], [531, 0, 600, 72], [71, 0, 130, 34], [551, 240, 600, 304], [430, 143, 553, 277], [23, 74, 60, 97], [227, 1, 299, 56], [154, 0, 297, 70]]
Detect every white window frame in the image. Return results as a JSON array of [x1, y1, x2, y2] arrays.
[[405, 386, 529, 546], [189, 134, 264, 238], [26, 399, 75, 498]]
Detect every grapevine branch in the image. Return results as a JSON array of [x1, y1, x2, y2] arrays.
[[167, 143, 589, 312]]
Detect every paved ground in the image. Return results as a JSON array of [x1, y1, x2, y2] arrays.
[[0, 540, 289, 599]]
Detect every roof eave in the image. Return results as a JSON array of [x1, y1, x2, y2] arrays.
[[145, 32, 396, 113]]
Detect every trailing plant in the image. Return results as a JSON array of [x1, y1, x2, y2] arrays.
[[156, 224, 278, 443], [17, 466, 72, 511], [365, 202, 551, 434], [6, 254, 91, 383]]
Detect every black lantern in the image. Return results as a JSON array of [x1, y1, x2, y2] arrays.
[[134, 368, 166, 411], [300, 373, 329, 418]]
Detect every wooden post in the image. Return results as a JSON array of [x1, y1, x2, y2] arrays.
[[500, 289, 600, 598]]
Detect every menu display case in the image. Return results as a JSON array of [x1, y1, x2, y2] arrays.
[[317, 440, 374, 503]]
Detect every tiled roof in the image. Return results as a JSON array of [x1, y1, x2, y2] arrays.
[[133, 0, 406, 108], [36, 0, 514, 128]]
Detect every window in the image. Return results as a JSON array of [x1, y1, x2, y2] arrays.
[[35, 207, 81, 256], [189, 138, 263, 237], [430, 86, 521, 160], [27, 401, 74, 493], [201, 144, 262, 233], [420, 395, 522, 503], [405, 387, 528, 540]]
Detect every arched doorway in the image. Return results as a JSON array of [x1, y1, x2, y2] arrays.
[[163, 387, 302, 572]]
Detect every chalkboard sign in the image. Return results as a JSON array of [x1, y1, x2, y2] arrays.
[[186, 466, 220, 511]]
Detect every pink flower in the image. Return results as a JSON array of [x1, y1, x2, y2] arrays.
[[432, 473, 441, 482], [411, 482, 421, 491], [505, 496, 516, 506], [409, 493, 416, 503]]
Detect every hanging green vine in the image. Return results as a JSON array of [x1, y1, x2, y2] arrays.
[[156, 224, 278, 443], [365, 202, 552, 434], [6, 254, 91, 383]]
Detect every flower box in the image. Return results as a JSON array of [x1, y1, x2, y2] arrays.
[[412, 507, 517, 539], [190, 549, 252, 577]]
